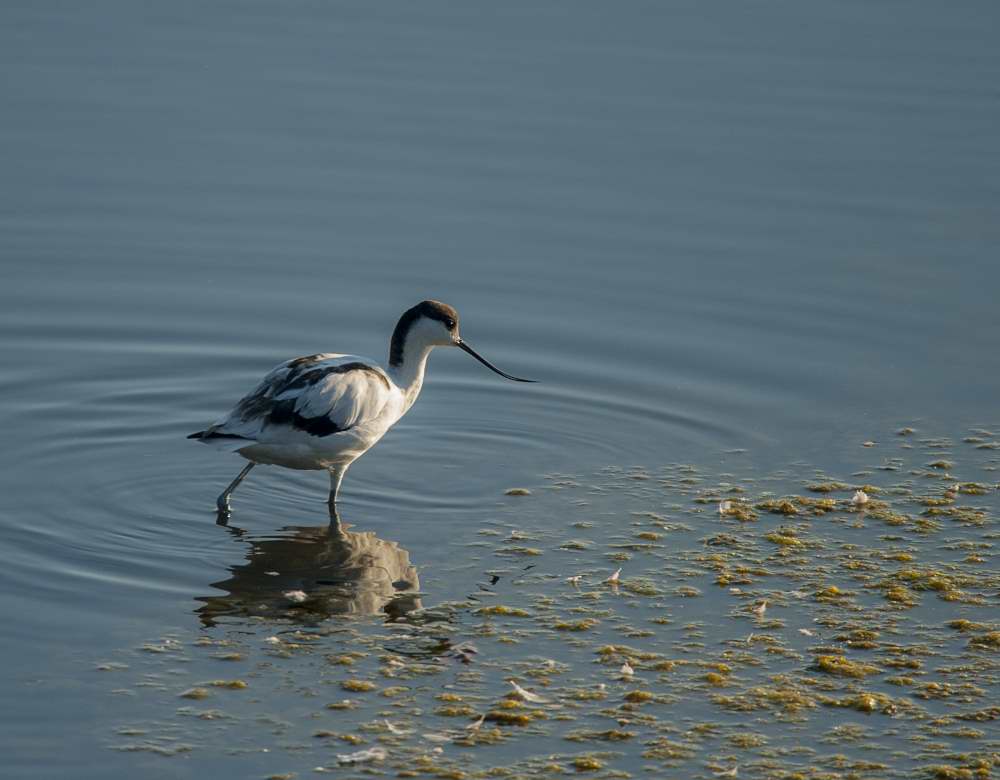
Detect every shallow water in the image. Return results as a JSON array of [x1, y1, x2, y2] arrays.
[[2, 2, 999, 778]]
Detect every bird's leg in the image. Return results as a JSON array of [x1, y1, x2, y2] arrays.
[[327, 464, 348, 519], [216, 462, 255, 517], [328, 503, 343, 533]]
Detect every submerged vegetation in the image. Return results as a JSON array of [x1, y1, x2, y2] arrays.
[[102, 429, 999, 778]]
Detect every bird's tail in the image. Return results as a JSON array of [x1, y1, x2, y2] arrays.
[[187, 428, 253, 452], [188, 430, 245, 440]]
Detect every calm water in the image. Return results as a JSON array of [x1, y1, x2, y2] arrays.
[[2, 2, 999, 778]]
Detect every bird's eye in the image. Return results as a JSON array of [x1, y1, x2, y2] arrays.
[[445, 319, 456, 329]]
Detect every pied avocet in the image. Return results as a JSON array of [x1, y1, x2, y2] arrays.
[[188, 300, 534, 516]]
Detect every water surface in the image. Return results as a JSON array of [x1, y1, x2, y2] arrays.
[[1, 2, 998, 778]]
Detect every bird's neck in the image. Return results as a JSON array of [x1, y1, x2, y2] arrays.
[[388, 341, 433, 409]]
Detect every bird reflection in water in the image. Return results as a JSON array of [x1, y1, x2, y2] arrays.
[[197, 511, 421, 626]]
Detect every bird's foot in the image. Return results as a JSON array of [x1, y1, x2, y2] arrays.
[[216, 497, 232, 525]]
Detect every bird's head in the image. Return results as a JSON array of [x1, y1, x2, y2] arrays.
[[403, 300, 462, 348], [390, 300, 535, 382]]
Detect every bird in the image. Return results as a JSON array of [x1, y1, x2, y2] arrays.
[[188, 300, 534, 517]]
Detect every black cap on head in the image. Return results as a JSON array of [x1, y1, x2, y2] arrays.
[[413, 300, 459, 326], [389, 300, 535, 382]]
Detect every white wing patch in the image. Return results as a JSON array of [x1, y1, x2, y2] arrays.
[[280, 361, 391, 432], [205, 353, 392, 440]]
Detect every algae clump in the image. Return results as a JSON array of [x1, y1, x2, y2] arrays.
[[476, 605, 532, 617], [807, 482, 850, 493], [341, 679, 376, 692], [755, 498, 799, 516], [571, 757, 604, 772], [812, 655, 880, 678], [554, 619, 599, 631], [968, 631, 1000, 651]]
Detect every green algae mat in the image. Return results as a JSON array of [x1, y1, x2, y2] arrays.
[[99, 429, 999, 779]]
